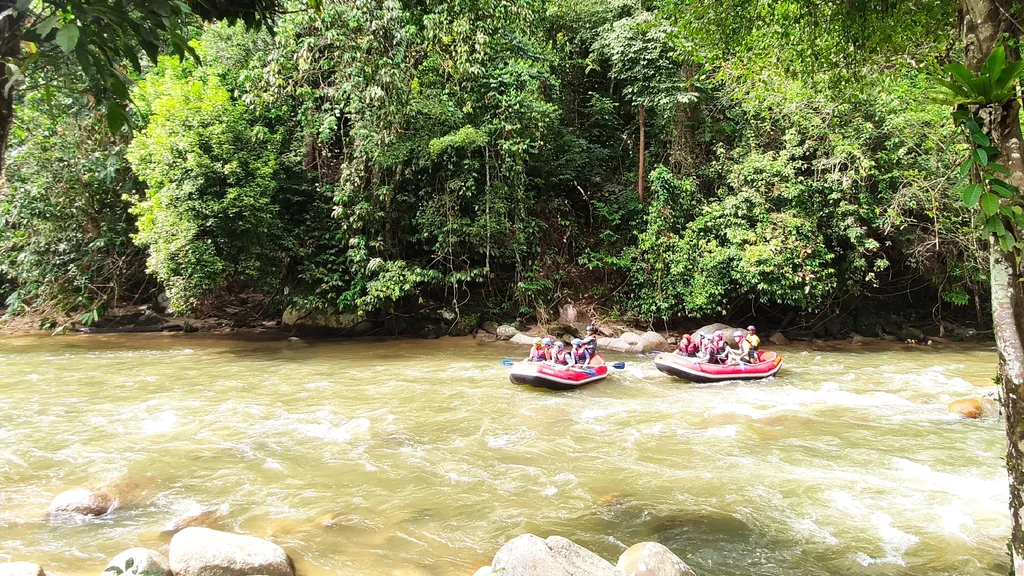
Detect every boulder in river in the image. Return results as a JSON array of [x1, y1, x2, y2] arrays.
[[281, 308, 360, 333], [102, 548, 171, 576], [637, 331, 668, 353], [496, 325, 518, 340], [490, 534, 622, 576], [616, 542, 696, 576], [620, 332, 641, 346], [695, 323, 737, 337], [161, 503, 228, 535], [768, 332, 790, 345], [472, 567, 493, 576], [169, 527, 293, 576], [0, 563, 45, 576], [48, 488, 115, 517], [480, 321, 500, 335], [510, 333, 537, 346], [602, 338, 633, 353], [948, 397, 999, 419]]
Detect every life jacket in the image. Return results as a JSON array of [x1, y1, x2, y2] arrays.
[[573, 347, 591, 364], [677, 341, 696, 357], [746, 334, 760, 350], [553, 349, 570, 365], [582, 335, 598, 356], [528, 346, 545, 361], [707, 341, 726, 364]]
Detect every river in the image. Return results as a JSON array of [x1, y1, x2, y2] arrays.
[[0, 334, 1009, 575]]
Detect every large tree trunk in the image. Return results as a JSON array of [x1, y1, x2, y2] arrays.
[[0, 0, 24, 179], [962, 1, 1024, 573]]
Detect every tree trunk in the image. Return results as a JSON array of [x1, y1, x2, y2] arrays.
[[638, 102, 645, 203], [961, 1, 1024, 573], [0, 0, 24, 179]]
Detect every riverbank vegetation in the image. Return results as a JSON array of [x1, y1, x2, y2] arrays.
[[0, 0, 985, 339]]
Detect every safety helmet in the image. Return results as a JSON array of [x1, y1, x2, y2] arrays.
[[681, 333, 692, 341], [555, 341, 565, 348], [733, 330, 744, 339], [747, 325, 757, 333], [586, 325, 596, 333], [713, 330, 724, 340], [542, 337, 552, 346], [534, 338, 543, 345], [571, 338, 583, 346]]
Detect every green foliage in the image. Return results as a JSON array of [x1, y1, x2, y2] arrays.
[[127, 56, 288, 314], [7, 0, 284, 132], [935, 45, 1024, 255], [1, 77, 146, 319]]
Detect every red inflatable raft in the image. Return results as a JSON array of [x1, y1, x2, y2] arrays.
[[509, 355, 609, 390], [653, 351, 782, 383]]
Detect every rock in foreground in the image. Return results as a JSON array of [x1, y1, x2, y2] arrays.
[[948, 397, 999, 419], [169, 527, 293, 576], [496, 325, 519, 340], [637, 331, 668, 353], [103, 548, 171, 576], [491, 534, 622, 576], [48, 488, 115, 517], [616, 542, 696, 576], [0, 563, 45, 576]]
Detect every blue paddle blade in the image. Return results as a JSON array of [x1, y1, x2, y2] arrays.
[[611, 361, 626, 370], [582, 369, 597, 376], [501, 358, 515, 367]]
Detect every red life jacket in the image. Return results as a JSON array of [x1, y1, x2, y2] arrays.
[[554, 349, 570, 364], [529, 346, 545, 361]]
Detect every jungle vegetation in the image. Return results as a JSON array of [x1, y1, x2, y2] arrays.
[[0, 0, 984, 336]]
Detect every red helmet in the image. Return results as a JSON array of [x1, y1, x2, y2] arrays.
[[713, 330, 724, 340], [681, 333, 692, 342]]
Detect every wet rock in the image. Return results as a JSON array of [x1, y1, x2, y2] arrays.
[[620, 332, 641, 346], [349, 321, 377, 337], [948, 397, 999, 419], [596, 337, 616, 347], [162, 504, 227, 535], [281, 308, 360, 332], [0, 562, 45, 576], [472, 567, 493, 576], [637, 331, 668, 353], [480, 321, 500, 335], [597, 325, 616, 337], [510, 333, 537, 346], [695, 323, 736, 337], [406, 322, 445, 339], [603, 338, 633, 353], [548, 322, 580, 338], [496, 325, 518, 340], [768, 332, 790, 345], [616, 542, 695, 576], [557, 303, 587, 330], [849, 332, 870, 345], [901, 326, 924, 342], [48, 488, 115, 517], [103, 548, 171, 576], [448, 314, 479, 337], [491, 534, 622, 576], [169, 527, 293, 576]]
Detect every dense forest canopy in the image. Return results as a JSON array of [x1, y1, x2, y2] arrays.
[[0, 0, 984, 333]]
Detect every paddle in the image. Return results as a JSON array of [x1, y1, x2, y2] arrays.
[[501, 358, 625, 369]]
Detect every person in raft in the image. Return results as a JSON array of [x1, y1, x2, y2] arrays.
[[726, 330, 755, 365], [581, 325, 599, 356], [568, 338, 592, 366], [705, 331, 730, 364], [541, 337, 554, 360], [552, 341, 570, 365], [676, 333, 697, 357], [744, 326, 760, 362], [525, 338, 547, 362]]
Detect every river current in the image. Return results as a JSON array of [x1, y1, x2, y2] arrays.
[[0, 334, 1009, 575]]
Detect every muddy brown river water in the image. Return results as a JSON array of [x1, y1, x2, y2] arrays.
[[0, 334, 1010, 575]]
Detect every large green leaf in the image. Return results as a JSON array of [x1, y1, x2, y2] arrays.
[[961, 183, 984, 207], [971, 130, 991, 147], [55, 23, 81, 53], [945, 63, 984, 97], [995, 61, 1024, 92], [980, 192, 1000, 215], [974, 147, 989, 166], [986, 44, 1006, 84]]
